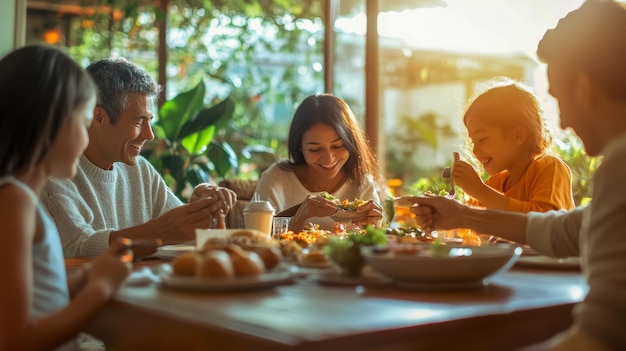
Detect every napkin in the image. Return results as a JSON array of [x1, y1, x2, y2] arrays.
[[125, 266, 161, 286]]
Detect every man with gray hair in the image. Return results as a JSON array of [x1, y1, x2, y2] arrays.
[[42, 58, 236, 258]]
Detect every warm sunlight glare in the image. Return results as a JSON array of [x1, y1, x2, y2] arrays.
[[336, 0, 585, 57]]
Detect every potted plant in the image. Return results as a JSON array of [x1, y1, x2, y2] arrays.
[[146, 80, 237, 200]]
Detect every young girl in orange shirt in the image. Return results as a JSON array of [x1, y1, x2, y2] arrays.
[[453, 79, 575, 212]]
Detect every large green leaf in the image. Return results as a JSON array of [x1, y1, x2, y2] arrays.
[[207, 141, 239, 178], [181, 125, 216, 155], [178, 97, 235, 139], [157, 81, 205, 142]]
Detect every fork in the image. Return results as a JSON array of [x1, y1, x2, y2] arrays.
[[442, 152, 460, 199], [442, 167, 455, 199]]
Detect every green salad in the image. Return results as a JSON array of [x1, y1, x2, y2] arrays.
[[324, 225, 387, 276]]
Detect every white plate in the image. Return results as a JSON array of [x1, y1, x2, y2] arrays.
[[515, 256, 581, 270], [159, 265, 294, 292], [154, 244, 196, 260], [330, 210, 364, 222], [289, 264, 334, 276]]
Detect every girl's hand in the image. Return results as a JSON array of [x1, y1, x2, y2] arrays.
[[88, 238, 133, 298], [452, 160, 485, 198], [353, 200, 383, 227]]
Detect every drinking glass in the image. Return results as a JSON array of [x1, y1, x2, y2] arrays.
[[272, 217, 291, 238]]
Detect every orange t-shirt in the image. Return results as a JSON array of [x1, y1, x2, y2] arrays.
[[469, 154, 575, 212]]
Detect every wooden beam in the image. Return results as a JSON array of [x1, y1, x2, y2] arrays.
[[323, 0, 337, 94], [157, 0, 168, 108], [365, 0, 380, 156]]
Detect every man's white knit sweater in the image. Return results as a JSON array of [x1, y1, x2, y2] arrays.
[[41, 155, 182, 257]]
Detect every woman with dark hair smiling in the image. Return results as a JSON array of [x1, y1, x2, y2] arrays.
[[255, 94, 384, 232]]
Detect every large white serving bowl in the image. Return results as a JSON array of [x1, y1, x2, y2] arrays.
[[361, 243, 522, 290]]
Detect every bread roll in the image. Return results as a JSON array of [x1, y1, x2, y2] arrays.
[[249, 246, 282, 270], [198, 250, 235, 278], [172, 252, 202, 276], [229, 229, 272, 248], [229, 249, 266, 277], [200, 241, 228, 253], [230, 230, 258, 240]]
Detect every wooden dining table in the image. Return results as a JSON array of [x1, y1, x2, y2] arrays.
[[78, 257, 587, 351]]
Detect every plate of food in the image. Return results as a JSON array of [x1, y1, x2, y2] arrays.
[[159, 264, 294, 292], [317, 192, 367, 222], [361, 243, 522, 290], [515, 256, 581, 270], [160, 235, 292, 291]]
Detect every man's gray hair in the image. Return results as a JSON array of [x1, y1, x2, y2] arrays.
[[86, 58, 161, 125]]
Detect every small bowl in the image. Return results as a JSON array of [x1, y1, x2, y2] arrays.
[[327, 244, 366, 277], [361, 243, 522, 289]]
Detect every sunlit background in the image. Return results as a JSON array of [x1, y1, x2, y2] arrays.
[[21, 0, 593, 198], [331, 0, 585, 179]]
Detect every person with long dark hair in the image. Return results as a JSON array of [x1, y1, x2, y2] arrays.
[[255, 94, 384, 232], [0, 45, 132, 351]]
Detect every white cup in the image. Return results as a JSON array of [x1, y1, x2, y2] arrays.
[[243, 199, 275, 236]]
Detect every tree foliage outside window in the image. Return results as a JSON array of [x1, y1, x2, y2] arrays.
[[64, 0, 324, 180], [48, 0, 598, 204]]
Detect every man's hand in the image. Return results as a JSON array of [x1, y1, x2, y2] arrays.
[[190, 183, 237, 214], [158, 198, 226, 242], [409, 195, 465, 232]]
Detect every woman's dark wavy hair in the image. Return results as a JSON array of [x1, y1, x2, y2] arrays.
[[282, 94, 380, 186], [0, 45, 96, 177]]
